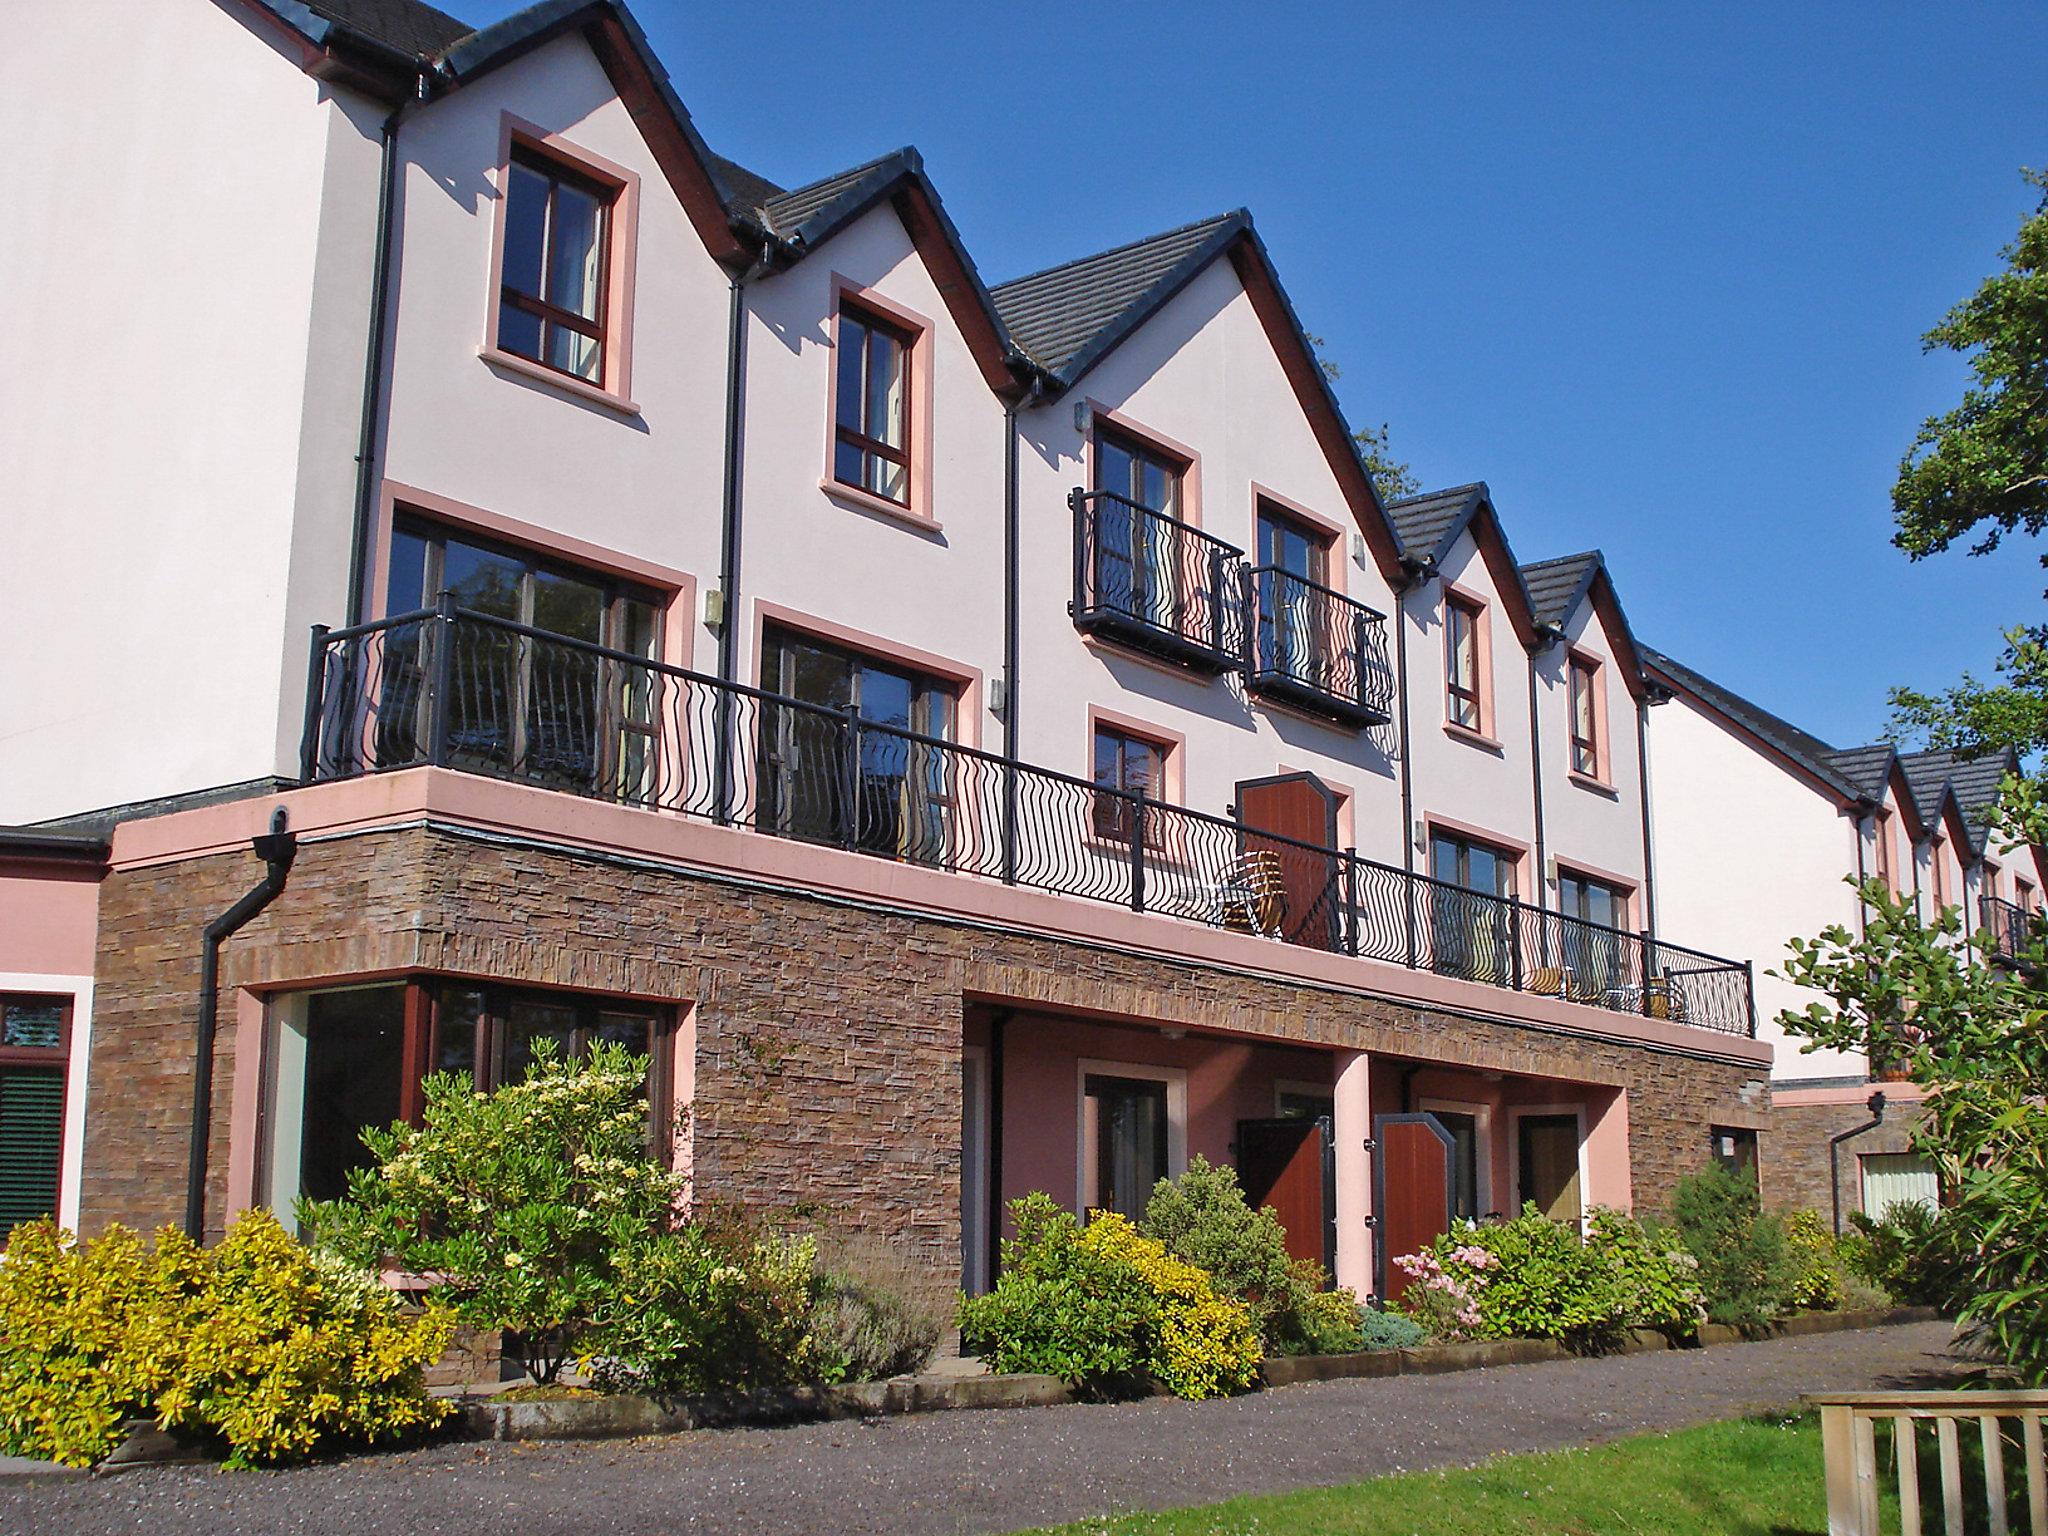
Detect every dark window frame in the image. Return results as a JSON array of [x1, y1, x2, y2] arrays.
[[1711, 1125, 1759, 1185], [1091, 722, 1171, 844], [498, 143, 618, 387], [1567, 653, 1601, 777], [1092, 424, 1187, 516], [1445, 595, 1485, 731], [833, 299, 917, 507]]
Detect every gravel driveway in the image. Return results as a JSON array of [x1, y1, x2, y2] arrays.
[[2, 1321, 1963, 1536]]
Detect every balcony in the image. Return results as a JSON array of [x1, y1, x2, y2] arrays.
[[1069, 489, 1246, 674], [302, 605, 1755, 1039], [1245, 565, 1395, 727], [1982, 894, 2032, 965]]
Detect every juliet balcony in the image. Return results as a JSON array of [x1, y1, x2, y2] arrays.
[[1244, 565, 1395, 727], [1069, 488, 1248, 675], [300, 604, 1756, 1040], [1982, 894, 2032, 965]]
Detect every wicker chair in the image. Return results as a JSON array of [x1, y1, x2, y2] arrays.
[[1213, 850, 1286, 938]]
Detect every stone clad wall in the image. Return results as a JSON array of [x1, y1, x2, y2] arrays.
[[1765, 1097, 1928, 1223], [85, 823, 1769, 1279]]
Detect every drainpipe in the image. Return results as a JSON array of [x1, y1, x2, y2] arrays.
[[1526, 632, 1558, 914], [1828, 1090, 1886, 1235], [344, 78, 428, 626], [1636, 693, 1659, 939], [1393, 561, 1432, 879], [1000, 377, 1045, 883], [186, 808, 297, 1241]]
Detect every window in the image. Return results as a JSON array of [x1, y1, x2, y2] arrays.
[[383, 516, 664, 796], [1090, 427, 1188, 632], [264, 981, 669, 1231], [758, 626, 956, 862], [1256, 505, 1334, 684], [1873, 813, 1895, 893], [1082, 1073, 1168, 1221], [1446, 596, 1485, 731], [2019, 878, 2037, 914], [498, 148, 615, 385], [1092, 724, 1167, 842], [1431, 1109, 1484, 1221], [1712, 1126, 1759, 1185], [1929, 838, 1948, 908], [1567, 654, 1601, 777], [0, 995, 69, 1239], [1429, 830, 1516, 983], [1860, 1152, 1938, 1218], [1556, 869, 1630, 995], [834, 303, 913, 506], [1557, 870, 1626, 930]]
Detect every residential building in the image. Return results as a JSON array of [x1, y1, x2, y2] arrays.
[[5, 0, 1789, 1322]]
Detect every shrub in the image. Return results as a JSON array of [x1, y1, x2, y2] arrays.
[[811, 1237, 945, 1381], [1671, 1165, 1799, 1329], [1840, 1202, 1971, 1311], [1139, 1157, 1356, 1356], [1783, 1210, 1846, 1311], [307, 1041, 683, 1383], [1353, 1305, 1427, 1352], [958, 1194, 1259, 1399], [1588, 1210, 1705, 1340], [583, 1225, 837, 1397], [0, 1213, 449, 1469]]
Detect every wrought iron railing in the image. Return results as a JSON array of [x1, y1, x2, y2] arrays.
[[1246, 565, 1395, 725], [1982, 894, 2031, 963], [1070, 489, 1246, 673], [302, 605, 1755, 1036]]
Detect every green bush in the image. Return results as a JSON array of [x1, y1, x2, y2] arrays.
[[1840, 1202, 1970, 1311], [1394, 1206, 1703, 1350], [583, 1224, 838, 1397], [1139, 1157, 1361, 1356], [1783, 1210, 1846, 1310], [307, 1041, 683, 1383], [1353, 1305, 1427, 1351], [0, 1213, 449, 1469], [812, 1237, 945, 1381], [1671, 1165, 1799, 1329], [958, 1194, 1259, 1399]]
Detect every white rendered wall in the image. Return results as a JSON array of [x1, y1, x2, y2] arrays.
[[1534, 599, 1650, 905], [1012, 259, 1405, 864], [1646, 690, 1865, 1078], [0, 0, 381, 823]]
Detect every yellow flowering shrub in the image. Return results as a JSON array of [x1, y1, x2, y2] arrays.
[[1078, 1213, 1260, 1399], [0, 1212, 450, 1469]]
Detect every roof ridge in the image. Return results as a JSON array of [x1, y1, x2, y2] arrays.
[[764, 147, 913, 203], [1387, 482, 1486, 508], [989, 210, 1245, 294], [1520, 550, 1601, 571]]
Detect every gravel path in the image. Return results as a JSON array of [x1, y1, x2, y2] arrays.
[[2, 1321, 1963, 1536]]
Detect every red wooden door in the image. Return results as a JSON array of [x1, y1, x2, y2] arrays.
[[1374, 1113, 1454, 1302], [1237, 1117, 1332, 1273], [1236, 773, 1340, 950]]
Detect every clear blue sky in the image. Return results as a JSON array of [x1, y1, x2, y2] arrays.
[[464, 0, 2046, 749]]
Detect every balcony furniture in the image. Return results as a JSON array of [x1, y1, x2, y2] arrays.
[[1245, 565, 1394, 726], [1070, 489, 1245, 674], [301, 607, 1759, 1038], [1212, 851, 1286, 938]]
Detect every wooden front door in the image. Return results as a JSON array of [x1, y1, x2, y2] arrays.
[[1374, 1113, 1454, 1301], [1237, 1117, 1334, 1274], [1517, 1113, 1582, 1223], [1236, 772, 1341, 951]]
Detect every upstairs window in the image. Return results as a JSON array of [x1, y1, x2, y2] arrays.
[[1095, 428, 1183, 518], [1567, 654, 1602, 777], [834, 303, 914, 506], [1873, 812, 1895, 893], [498, 148, 615, 385], [1445, 596, 1485, 731], [1092, 723, 1168, 842]]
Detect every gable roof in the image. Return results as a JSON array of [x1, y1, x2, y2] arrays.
[[991, 213, 1244, 381], [299, 0, 472, 55], [1521, 553, 1601, 633], [1639, 644, 1869, 806], [1901, 747, 2018, 857], [1385, 484, 1540, 646], [1823, 743, 1896, 801]]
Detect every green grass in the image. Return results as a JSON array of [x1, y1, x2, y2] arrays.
[[1030, 1411, 1848, 1536]]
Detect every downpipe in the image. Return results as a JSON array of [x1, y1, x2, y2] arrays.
[[185, 808, 297, 1240], [1828, 1090, 1886, 1236]]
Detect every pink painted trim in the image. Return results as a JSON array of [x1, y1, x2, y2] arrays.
[[224, 989, 266, 1220], [483, 113, 641, 407], [1775, 1080, 1928, 1108], [1443, 720, 1505, 754], [1086, 705, 1188, 804], [1552, 856, 1638, 927], [1566, 645, 1612, 785], [371, 481, 697, 673], [1085, 402, 1204, 528], [1566, 771, 1619, 798], [106, 769, 1773, 1069], [751, 598, 984, 749], [1442, 580, 1495, 737], [1251, 482, 1347, 595], [825, 275, 937, 523]]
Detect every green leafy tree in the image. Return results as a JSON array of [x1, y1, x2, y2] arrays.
[[1778, 881, 2048, 1383], [306, 1041, 682, 1384], [1886, 168, 2048, 816], [1308, 336, 1423, 499]]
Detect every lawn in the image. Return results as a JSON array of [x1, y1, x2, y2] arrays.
[[1029, 1411, 1851, 1536]]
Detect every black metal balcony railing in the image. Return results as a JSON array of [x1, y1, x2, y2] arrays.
[[1982, 895, 2031, 964], [1246, 565, 1396, 726], [302, 605, 1756, 1037], [1070, 489, 1247, 674]]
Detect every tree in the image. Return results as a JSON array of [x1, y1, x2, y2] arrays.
[[1778, 882, 2048, 1383], [1886, 168, 2048, 814], [1309, 336, 1424, 499]]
